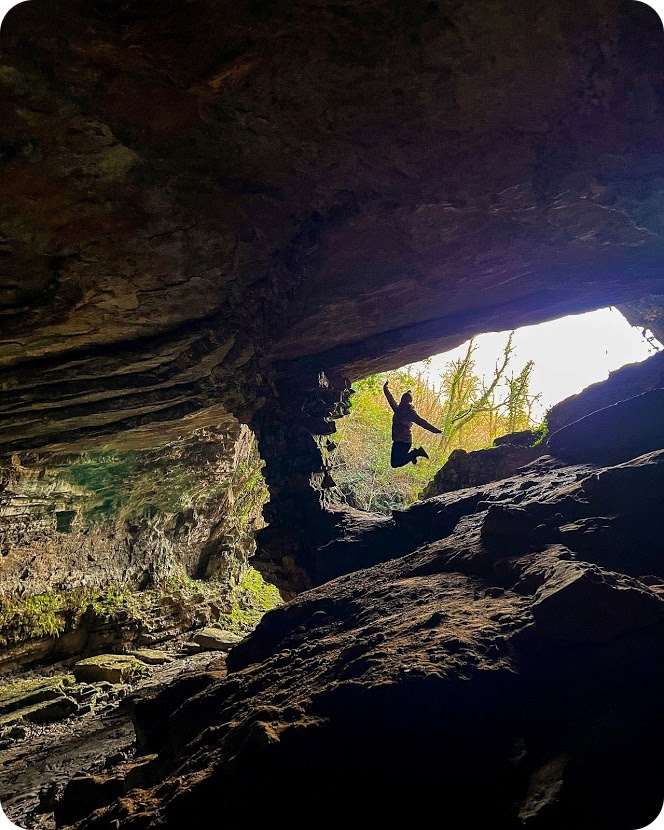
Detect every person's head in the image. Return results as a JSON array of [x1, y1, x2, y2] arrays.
[[400, 390, 413, 406]]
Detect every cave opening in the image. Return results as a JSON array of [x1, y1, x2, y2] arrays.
[[325, 305, 663, 516]]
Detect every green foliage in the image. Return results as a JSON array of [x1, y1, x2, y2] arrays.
[[218, 567, 283, 634], [230, 447, 269, 531], [331, 334, 543, 513], [531, 422, 549, 446], [0, 584, 137, 646], [0, 593, 64, 642]]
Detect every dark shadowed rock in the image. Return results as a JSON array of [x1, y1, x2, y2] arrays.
[[49, 449, 664, 830], [421, 439, 545, 498], [546, 388, 664, 465], [526, 557, 663, 644]]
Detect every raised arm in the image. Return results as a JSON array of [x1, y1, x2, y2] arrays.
[[411, 410, 442, 434], [383, 380, 397, 412]]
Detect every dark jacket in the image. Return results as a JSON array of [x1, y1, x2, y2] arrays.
[[383, 386, 440, 443]]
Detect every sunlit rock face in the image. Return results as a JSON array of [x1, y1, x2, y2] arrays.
[[0, 424, 265, 600], [1, 0, 664, 456]]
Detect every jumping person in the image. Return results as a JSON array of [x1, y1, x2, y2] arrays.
[[383, 379, 442, 468]]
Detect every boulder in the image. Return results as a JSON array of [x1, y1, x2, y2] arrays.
[[73, 655, 144, 685], [189, 628, 243, 651], [421, 442, 545, 498], [130, 649, 171, 666], [528, 559, 663, 644]]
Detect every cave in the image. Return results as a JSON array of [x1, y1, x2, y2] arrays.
[[1, 0, 664, 827]]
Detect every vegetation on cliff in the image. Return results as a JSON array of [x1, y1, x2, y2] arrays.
[[0, 566, 282, 649], [0, 426, 276, 651]]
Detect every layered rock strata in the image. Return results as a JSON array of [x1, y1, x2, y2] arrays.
[[0, 423, 264, 602], [47, 446, 664, 829]]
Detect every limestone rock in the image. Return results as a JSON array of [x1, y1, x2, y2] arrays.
[[130, 649, 171, 666], [0, 675, 75, 717], [21, 695, 79, 724], [73, 655, 145, 685], [189, 628, 243, 651]]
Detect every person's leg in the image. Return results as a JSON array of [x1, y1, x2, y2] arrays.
[[390, 441, 411, 468]]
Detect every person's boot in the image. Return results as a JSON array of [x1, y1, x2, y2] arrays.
[[411, 447, 429, 464]]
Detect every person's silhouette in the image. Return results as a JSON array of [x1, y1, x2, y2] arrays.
[[383, 380, 442, 468]]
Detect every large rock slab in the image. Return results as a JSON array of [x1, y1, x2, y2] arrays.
[[73, 655, 145, 685], [0, 676, 75, 717], [546, 388, 664, 466], [526, 557, 663, 644], [188, 628, 243, 652]]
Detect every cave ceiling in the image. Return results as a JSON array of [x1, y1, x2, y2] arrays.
[[1, 0, 664, 455]]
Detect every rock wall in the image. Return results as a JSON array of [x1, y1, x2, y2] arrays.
[[0, 423, 266, 602], [251, 371, 354, 599]]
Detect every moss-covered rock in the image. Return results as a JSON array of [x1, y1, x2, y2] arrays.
[[73, 655, 147, 685], [0, 675, 75, 717]]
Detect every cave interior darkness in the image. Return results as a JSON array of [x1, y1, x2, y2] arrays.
[[1, 0, 664, 826]]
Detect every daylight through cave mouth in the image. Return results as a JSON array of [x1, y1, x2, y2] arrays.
[[326, 305, 663, 516]]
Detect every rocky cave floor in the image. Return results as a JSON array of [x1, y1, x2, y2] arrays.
[[1, 387, 664, 828], [0, 632, 233, 830]]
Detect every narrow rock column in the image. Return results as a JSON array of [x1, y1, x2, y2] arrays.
[[251, 371, 353, 600]]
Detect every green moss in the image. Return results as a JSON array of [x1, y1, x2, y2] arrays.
[[0, 594, 65, 643], [218, 567, 283, 634], [161, 570, 209, 602], [231, 450, 269, 530], [0, 585, 139, 647], [531, 422, 549, 446]]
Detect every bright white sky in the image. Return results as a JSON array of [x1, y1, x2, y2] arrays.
[[418, 307, 663, 422]]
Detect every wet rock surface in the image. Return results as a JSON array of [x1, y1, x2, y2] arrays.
[[0, 637, 229, 830]]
